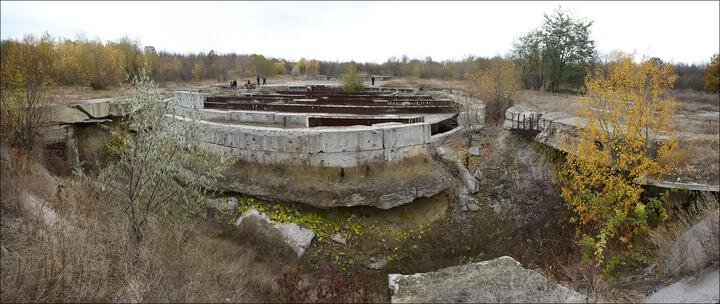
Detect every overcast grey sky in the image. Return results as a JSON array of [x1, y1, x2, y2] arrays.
[[1, 1, 718, 64]]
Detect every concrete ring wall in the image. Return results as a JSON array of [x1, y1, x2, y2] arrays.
[[193, 119, 436, 167], [173, 91, 465, 168]]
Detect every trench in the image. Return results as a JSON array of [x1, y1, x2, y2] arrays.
[[213, 189, 520, 301], [61, 120, 572, 301]]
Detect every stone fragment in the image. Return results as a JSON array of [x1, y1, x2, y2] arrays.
[[234, 209, 315, 257], [389, 256, 585, 303], [331, 233, 347, 245]]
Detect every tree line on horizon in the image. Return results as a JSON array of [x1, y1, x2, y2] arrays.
[[1, 8, 717, 93]]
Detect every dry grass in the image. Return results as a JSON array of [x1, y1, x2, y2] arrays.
[[647, 193, 720, 277], [382, 77, 468, 91], [558, 261, 645, 303], [48, 86, 124, 104], [0, 151, 289, 302]]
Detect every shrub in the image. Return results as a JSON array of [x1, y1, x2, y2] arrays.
[[275, 265, 371, 303], [81, 72, 228, 243], [560, 54, 679, 268], [705, 53, 720, 93], [343, 63, 364, 93]]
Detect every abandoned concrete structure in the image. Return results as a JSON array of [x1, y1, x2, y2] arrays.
[[45, 84, 718, 210], [503, 104, 720, 192], [175, 87, 477, 168], [47, 85, 483, 209]]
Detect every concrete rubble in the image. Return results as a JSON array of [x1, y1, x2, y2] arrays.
[[437, 145, 481, 212], [367, 256, 388, 270], [331, 233, 347, 245], [388, 256, 586, 303], [647, 266, 719, 303], [234, 209, 315, 257]]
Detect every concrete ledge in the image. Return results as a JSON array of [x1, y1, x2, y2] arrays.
[[503, 105, 720, 192]]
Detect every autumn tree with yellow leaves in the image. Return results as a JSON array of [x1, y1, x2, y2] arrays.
[[559, 54, 678, 277], [705, 53, 720, 93], [467, 57, 520, 124], [342, 62, 364, 93], [77, 40, 126, 89], [0, 34, 56, 152]]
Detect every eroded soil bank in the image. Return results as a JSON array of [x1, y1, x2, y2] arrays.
[[212, 127, 577, 301]]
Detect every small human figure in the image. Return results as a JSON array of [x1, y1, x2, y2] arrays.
[[262, 77, 266, 85], [257, 75, 261, 86], [371, 76, 375, 86]]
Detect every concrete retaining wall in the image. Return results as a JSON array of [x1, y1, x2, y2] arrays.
[[196, 120, 436, 167], [174, 91, 205, 109], [198, 109, 309, 127]]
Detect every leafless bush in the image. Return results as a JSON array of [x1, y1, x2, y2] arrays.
[[275, 265, 372, 303]]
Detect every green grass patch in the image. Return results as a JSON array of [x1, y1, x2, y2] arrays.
[[221, 196, 365, 243]]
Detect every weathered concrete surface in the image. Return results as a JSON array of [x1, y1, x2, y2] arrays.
[[647, 266, 719, 303], [174, 91, 204, 109], [388, 256, 585, 303], [51, 106, 90, 124], [199, 108, 309, 128], [662, 208, 720, 276], [198, 119, 440, 168], [51, 98, 120, 124], [275, 223, 315, 257], [171, 91, 465, 208], [433, 91, 486, 131], [221, 156, 453, 209], [75, 98, 113, 118], [234, 209, 315, 257], [331, 233, 347, 245], [436, 145, 481, 212], [172, 90, 474, 168]]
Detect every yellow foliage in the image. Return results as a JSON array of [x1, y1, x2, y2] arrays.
[[77, 40, 125, 89], [297, 58, 320, 76], [54, 40, 84, 85], [706, 53, 720, 93], [342, 63, 364, 93], [192, 63, 203, 81], [0, 34, 55, 150], [560, 54, 678, 264], [467, 57, 520, 123], [274, 61, 287, 75]]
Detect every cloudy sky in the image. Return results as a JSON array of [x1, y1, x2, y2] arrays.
[[2, 1, 718, 64]]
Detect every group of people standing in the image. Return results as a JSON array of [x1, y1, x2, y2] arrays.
[[229, 75, 266, 91]]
